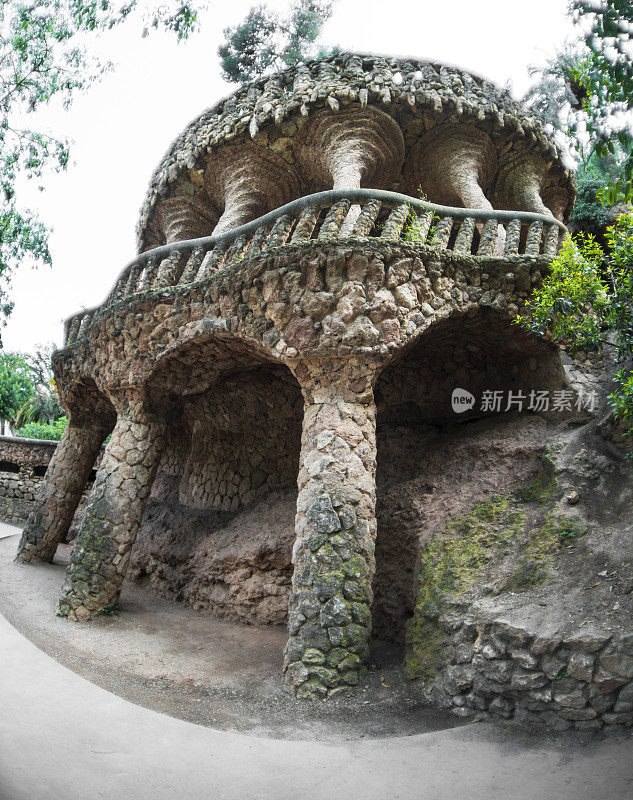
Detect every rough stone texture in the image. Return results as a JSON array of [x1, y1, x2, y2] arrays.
[[282, 370, 378, 696], [295, 106, 405, 191], [130, 489, 296, 625], [0, 437, 58, 525], [20, 52, 603, 714], [404, 124, 497, 211], [15, 424, 109, 563], [400, 405, 633, 733], [57, 394, 166, 621], [205, 142, 302, 236], [136, 53, 574, 250]]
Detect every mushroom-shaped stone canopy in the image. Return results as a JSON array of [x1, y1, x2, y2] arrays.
[[205, 142, 302, 236], [294, 106, 405, 191]]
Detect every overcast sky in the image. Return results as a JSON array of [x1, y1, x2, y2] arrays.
[[4, 0, 576, 354]]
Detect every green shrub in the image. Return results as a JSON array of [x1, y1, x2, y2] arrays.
[[16, 416, 68, 441]]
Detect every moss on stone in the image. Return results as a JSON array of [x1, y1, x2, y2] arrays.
[[405, 461, 588, 680]]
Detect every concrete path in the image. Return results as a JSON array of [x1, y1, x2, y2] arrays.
[[1, 526, 632, 800]]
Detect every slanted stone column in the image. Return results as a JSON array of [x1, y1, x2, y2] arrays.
[[283, 366, 378, 697], [57, 393, 167, 621], [156, 196, 219, 243], [294, 107, 404, 191], [205, 143, 301, 236], [294, 107, 405, 234], [15, 421, 111, 564]]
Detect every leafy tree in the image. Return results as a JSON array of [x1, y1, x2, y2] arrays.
[[219, 0, 334, 84], [524, 1, 632, 204], [0, 1, 205, 331], [14, 343, 62, 426], [569, 153, 625, 239], [0, 351, 35, 430], [570, 0, 633, 203]]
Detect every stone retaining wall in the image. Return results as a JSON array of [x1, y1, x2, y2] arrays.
[[429, 614, 633, 734], [0, 436, 100, 530]]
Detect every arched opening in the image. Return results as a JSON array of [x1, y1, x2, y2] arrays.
[[131, 337, 303, 626], [371, 309, 563, 659]]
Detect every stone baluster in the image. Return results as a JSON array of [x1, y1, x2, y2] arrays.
[[454, 216, 476, 254], [525, 220, 544, 256], [206, 143, 301, 237], [504, 218, 522, 256], [178, 247, 205, 285], [381, 203, 411, 241], [351, 200, 383, 238], [318, 201, 352, 240], [154, 250, 190, 288], [431, 216, 453, 249], [291, 207, 321, 243], [283, 367, 378, 697], [16, 417, 113, 564], [56, 393, 167, 621]]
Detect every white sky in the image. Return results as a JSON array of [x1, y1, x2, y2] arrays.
[[4, 0, 576, 354]]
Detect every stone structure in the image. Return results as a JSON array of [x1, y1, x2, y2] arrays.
[[0, 437, 59, 525], [17, 53, 581, 703]]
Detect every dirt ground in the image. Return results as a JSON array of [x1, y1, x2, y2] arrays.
[[0, 533, 462, 741]]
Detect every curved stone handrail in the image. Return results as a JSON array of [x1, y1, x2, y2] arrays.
[[63, 189, 567, 346]]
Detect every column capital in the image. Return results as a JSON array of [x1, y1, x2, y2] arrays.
[[290, 357, 382, 405]]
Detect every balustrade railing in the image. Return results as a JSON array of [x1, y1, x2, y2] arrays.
[[63, 188, 568, 346]]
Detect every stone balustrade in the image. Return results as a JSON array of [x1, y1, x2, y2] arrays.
[[64, 188, 567, 347]]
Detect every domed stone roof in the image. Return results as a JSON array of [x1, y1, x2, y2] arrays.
[[137, 51, 575, 251]]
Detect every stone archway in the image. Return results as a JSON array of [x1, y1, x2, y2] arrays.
[[130, 357, 304, 626], [371, 309, 563, 647]]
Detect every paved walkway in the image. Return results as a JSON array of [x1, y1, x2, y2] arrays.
[[1, 526, 632, 800]]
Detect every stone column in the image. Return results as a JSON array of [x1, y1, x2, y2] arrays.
[[295, 107, 405, 234], [405, 125, 497, 211], [493, 152, 553, 215], [57, 394, 167, 621], [205, 143, 301, 237], [15, 422, 110, 564], [283, 370, 378, 698], [157, 197, 219, 243]]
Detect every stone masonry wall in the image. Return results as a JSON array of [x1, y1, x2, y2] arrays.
[[0, 436, 101, 529], [178, 369, 302, 511], [428, 613, 633, 734]]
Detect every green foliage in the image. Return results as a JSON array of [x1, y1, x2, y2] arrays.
[[13, 344, 62, 426], [16, 415, 68, 441], [571, 0, 633, 204], [0, 1, 204, 323], [219, 0, 334, 84], [570, 164, 618, 237], [518, 212, 633, 440], [515, 234, 607, 351], [0, 352, 35, 422], [525, 2, 633, 204]]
